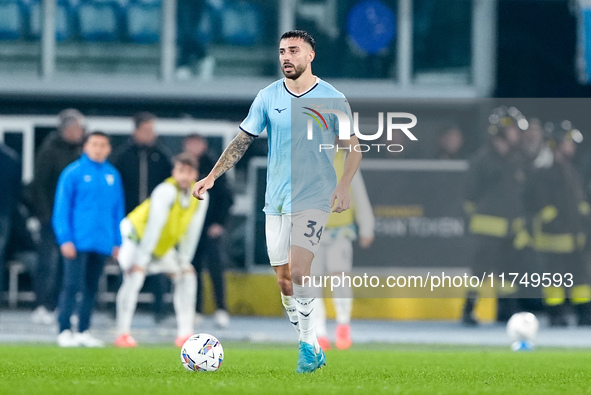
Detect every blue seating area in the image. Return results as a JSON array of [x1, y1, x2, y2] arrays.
[[0, 0, 163, 43], [0, 0, 276, 79], [126, 0, 161, 44], [219, 0, 261, 47], [0, 0, 25, 40], [28, 0, 75, 41], [77, 0, 122, 42], [0, 0, 265, 45]]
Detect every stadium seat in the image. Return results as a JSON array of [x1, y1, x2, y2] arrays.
[[78, 0, 122, 42], [26, 0, 74, 41], [0, 0, 24, 40], [125, 0, 161, 44], [220, 0, 261, 46]]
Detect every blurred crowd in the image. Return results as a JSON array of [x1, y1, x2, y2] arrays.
[[1, 104, 591, 338], [0, 109, 233, 346], [462, 106, 591, 327]]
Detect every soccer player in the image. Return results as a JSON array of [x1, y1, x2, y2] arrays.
[[192, 30, 362, 373], [114, 153, 208, 348]]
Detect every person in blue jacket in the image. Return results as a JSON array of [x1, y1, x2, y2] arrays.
[[53, 131, 125, 347]]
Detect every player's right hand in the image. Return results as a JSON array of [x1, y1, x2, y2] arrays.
[[192, 175, 214, 200], [60, 242, 77, 259]]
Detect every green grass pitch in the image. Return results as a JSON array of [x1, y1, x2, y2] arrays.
[[1, 343, 591, 394]]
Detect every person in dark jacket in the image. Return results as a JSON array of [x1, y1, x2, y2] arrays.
[[29, 109, 84, 324], [0, 143, 21, 301], [462, 106, 528, 325], [435, 125, 465, 160], [53, 131, 124, 347], [525, 121, 591, 326], [111, 112, 173, 322], [183, 134, 234, 327], [111, 112, 173, 214]]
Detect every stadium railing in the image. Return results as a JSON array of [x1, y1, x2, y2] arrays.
[[0, 115, 239, 183]]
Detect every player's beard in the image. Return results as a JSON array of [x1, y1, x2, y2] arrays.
[[282, 63, 306, 80]]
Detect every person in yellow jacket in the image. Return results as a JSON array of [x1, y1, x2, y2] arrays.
[[462, 106, 528, 325], [524, 121, 591, 326], [114, 153, 208, 347], [310, 151, 375, 350]]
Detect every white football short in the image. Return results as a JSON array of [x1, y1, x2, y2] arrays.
[[265, 209, 330, 266], [310, 230, 354, 276], [117, 218, 192, 275]]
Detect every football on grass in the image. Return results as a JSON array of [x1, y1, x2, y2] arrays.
[[506, 312, 539, 342], [180, 333, 224, 372]]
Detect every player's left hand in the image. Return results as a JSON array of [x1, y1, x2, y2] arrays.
[[331, 184, 351, 213], [359, 236, 375, 248], [111, 246, 120, 260], [192, 175, 214, 200]]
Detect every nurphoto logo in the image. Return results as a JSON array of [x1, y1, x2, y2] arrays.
[[304, 108, 418, 152]]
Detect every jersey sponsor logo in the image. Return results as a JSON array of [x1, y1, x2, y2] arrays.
[[84, 175, 92, 182], [105, 174, 115, 185], [274, 107, 287, 113]]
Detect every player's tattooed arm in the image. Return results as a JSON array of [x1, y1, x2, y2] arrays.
[[193, 131, 255, 200], [211, 131, 255, 180]]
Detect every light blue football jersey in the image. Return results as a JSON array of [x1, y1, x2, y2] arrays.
[[240, 77, 352, 214]]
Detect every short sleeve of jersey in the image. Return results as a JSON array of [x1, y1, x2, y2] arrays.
[[240, 91, 267, 137]]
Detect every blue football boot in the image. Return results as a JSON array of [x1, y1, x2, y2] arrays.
[[296, 341, 319, 373], [316, 346, 326, 369], [511, 340, 534, 351]]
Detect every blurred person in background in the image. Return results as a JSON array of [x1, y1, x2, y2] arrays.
[[0, 143, 21, 306], [111, 112, 173, 323], [518, 117, 554, 312], [524, 121, 591, 326], [521, 118, 551, 166], [29, 109, 84, 324], [310, 150, 374, 350], [114, 153, 207, 348], [176, 0, 215, 80], [462, 107, 528, 325], [435, 125, 465, 160], [183, 134, 233, 328], [53, 131, 124, 347]]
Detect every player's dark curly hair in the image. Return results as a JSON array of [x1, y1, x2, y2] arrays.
[[280, 30, 315, 51]]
